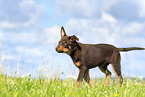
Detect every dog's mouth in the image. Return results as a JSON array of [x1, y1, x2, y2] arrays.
[[56, 45, 69, 53]]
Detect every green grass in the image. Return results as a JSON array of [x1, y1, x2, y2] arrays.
[[0, 74, 145, 97]]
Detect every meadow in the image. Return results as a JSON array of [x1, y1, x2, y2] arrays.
[[0, 74, 145, 97]]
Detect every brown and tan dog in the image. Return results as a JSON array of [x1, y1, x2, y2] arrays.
[[56, 26, 144, 86]]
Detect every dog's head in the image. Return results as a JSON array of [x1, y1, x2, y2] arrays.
[[56, 26, 79, 54]]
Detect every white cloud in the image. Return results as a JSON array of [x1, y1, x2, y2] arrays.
[[66, 17, 117, 44], [122, 22, 144, 35], [2, 32, 37, 45], [56, 0, 117, 18], [101, 12, 117, 23], [15, 46, 44, 57], [139, 0, 145, 18], [56, 0, 95, 17], [0, 0, 44, 30], [37, 26, 60, 44], [56, 0, 145, 21], [0, 21, 17, 29], [0, 32, 3, 46], [19, 0, 45, 27], [0, 24, 60, 63], [65, 12, 145, 46]]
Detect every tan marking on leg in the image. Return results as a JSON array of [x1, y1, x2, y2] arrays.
[[111, 65, 120, 87], [105, 74, 111, 85], [89, 80, 94, 87], [76, 81, 81, 87], [75, 61, 80, 67], [99, 67, 111, 86]]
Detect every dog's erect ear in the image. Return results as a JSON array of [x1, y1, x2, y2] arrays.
[[69, 35, 79, 42], [61, 26, 67, 38]]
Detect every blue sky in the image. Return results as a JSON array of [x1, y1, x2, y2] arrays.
[[0, 0, 145, 79]]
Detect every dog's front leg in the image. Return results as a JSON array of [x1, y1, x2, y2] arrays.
[[84, 69, 93, 86], [76, 67, 87, 86]]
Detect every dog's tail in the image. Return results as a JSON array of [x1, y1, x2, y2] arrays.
[[118, 47, 145, 52]]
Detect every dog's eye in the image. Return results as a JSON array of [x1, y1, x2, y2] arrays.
[[63, 41, 66, 44]]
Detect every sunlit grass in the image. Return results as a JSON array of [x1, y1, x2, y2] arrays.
[[0, 74, 145, 97]]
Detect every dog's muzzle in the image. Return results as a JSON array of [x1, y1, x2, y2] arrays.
[[56, 46, 61, 52], [56, 45, 69, 53]]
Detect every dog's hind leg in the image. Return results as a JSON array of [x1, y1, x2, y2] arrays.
[[111, 63, 123, 87], [111, 50, 123, 87], [99, 65, 111, 86]]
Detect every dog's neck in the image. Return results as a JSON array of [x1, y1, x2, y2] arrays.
[[69, 42, 82, 63]]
